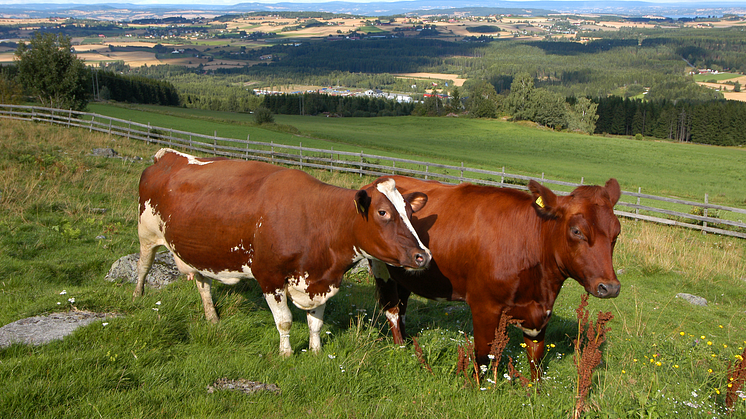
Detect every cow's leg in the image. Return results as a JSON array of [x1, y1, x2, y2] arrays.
[[194, 272, 219, 323], [523, 329, 546, 381], [264, 291, 293, 357], [306, 303, 325, 353], [373, 261, 408, 344], [395, 285, 412, 340], [134, 243, 157, 299], [471, 306, 502, 368]]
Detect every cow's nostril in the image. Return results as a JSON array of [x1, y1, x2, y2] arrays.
[[597, 283, 608, 297]]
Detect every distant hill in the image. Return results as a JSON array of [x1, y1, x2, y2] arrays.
[[1, 1, 744, 20]]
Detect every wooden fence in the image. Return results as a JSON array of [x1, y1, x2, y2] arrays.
[[2, 103, 745, 239]]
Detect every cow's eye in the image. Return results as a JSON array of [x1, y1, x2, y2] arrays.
[[571, 227, 585, 240], [378, 210, 388, 218]]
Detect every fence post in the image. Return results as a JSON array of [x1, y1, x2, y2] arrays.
[[392, 160, 396, 175], [425, 164, 429, 180], [127, 121, 131, 140], [460, 162, 464, 183], [636, 187, 641, 217], [703, 193, 709, 234], [213, 131, 217, 156], [246, 135, 250, 160], [89, 115, 94, 132], [148, 122, 151, 144], [271, 141, 275, 164], [108, 119, 112, 135], [580, 177, 584, 185], [67, 109, 72, 128], [359, 151, 363, 177], [299, 142, 303, 169], [330, 146, 334, 171], [501, 166, 505, 185]]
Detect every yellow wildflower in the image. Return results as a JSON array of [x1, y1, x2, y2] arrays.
[[707, 341, 713, 346]]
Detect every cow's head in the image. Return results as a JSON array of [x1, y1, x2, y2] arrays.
[[529, 178, 622, 299], [353, 177, 431, 271]]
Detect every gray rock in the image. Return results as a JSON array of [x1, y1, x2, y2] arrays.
[[105, 251, 181, 289], [675, 293, 708, 306], [207, 378, 281, 395], [0, 311, 117, 348], [89, 148, 119, 158]]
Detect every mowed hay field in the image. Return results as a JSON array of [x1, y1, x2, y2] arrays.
[[1, 119, 745, 418]]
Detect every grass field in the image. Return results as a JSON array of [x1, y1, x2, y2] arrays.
[[87, 103, 746, 209], [693, 73, 742, 82], [1, 119, 745, 418]]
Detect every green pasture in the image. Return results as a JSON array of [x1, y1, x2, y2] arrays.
[[1, 119, 745, 418], [87, 103, 746, 209], [693, 73, 741, 82]]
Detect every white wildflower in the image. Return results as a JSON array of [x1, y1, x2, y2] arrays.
[[60, 290, 67, 295], [67, 297, 75, 304], [328, 354, 336, 359], [102, 322, 109, 327]]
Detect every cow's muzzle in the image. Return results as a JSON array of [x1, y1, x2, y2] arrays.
[[596, 281, 621, 298], [409, 249, 431, 270]]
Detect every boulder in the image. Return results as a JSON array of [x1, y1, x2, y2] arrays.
[[675, 293, 707, 306], [106, 251, 180, 288]]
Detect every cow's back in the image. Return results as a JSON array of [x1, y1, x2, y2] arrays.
[[385, 176, 542, 300], [138, 149, 335, 281]]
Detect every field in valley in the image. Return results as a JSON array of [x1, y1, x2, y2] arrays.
[[87, 103, 746, 209]]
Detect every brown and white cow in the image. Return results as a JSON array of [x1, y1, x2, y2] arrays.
[[368, 176, 621, 379], [135, 148, 431, 356]]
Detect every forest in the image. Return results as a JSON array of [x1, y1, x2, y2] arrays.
[[594, 96, 746, 145], [261, 92, 415, 117]]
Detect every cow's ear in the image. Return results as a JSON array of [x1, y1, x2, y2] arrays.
[[605, 178, 621, 206], [354, 189, 371, 215], [404, 192, 428, 213], [528, 180, 559, 217]]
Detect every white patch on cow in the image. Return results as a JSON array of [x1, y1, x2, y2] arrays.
[[369, 259, 391, 281], [139, 200, 168, 246], [519, 326, 541, 338], [546, 310, 552, 317], [352, 246, 375, 264], [385, 309, 399, 325], [376, 179, 430, 258], [155, 148, 214, 166], [287, 273, 340, 311], [196, 265, 255, 285]]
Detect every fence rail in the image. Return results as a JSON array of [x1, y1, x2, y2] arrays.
[[2, 103, 744, 239]]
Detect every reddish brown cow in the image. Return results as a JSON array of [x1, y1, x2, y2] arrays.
[[368, 176, 621, 379], [135, 148, 431, 356]]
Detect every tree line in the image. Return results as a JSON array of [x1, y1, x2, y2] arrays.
[[594, 96, 746, 145], [261, 92, 415, 117]]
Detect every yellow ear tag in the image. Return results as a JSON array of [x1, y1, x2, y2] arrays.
[[354, 199, 361, 214], [535, 196, 545, 208]]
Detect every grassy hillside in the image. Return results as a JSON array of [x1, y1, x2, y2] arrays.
[[87, 103, 746, 208], [1, 119, 745, 418]]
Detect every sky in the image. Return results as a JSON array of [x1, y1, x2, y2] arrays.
[[0, 0, 740, 4]]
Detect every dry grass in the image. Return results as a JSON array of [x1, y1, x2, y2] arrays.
[[616, 218, 746, 284]]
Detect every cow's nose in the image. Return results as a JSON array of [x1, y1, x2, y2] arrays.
[[413, 251, 431, 269], [597, 282, 620, 298]]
